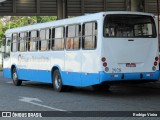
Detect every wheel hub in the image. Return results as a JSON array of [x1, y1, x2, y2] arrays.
[[13, 72, 17, 81], [55, 75, 61, 88]]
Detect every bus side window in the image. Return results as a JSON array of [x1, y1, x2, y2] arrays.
[[66, 24, 81, 50], [66, 25, 75, 49], [82, 22, 97, 50], [30, 30, 38, 51], [11, 33, 18, 52], [19, 32, 27, 52], [39, 28, 51, 51], [52, 27, 64, 50]]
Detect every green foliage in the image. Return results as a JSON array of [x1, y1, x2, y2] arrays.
[[0, 16, 57, 46]]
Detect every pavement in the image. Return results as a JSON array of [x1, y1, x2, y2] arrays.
[[0, 71, 160, 120]]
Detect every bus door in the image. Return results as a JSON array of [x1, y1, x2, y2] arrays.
[[81, 21, 99, 86], [64, 24, 82, 86]]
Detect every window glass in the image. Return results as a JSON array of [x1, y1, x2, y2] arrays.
[[103, 14, 156, 38], [82, 22, 97, 49], [30, 31, 38, 51], [19, 32, 27, 52], [134, 23, 153, 37], [11, 33, 18, 52], [68, 25, 75, 37], [52, 27, 64, 50], [46, 29, 50, 39], [40, 29, 47, 51], [40, 29, 45, 40], [76, 25, 81, 37], [84, 23, 92, 36], [55, 27, 64, 38], [66, 25, 81, 50]]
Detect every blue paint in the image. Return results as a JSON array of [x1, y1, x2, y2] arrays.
[[3, 68, 159, 87], [124, 73, 140, 80], [3, 68, 12, 79], [61, 72, 100, 86], [18, 69, 52, 83], [61, 72, 81, 86], [100, 71, 159, 83], [3, 68, 52, 83], [81, 73, 100, 86]]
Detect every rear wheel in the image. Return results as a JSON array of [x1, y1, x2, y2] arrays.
[[12, 68, 22, 86], [53, 69, 66, 92], [53, 69, 73, 92]]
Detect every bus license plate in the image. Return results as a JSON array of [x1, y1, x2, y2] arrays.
[[126, 63, 136, 67]]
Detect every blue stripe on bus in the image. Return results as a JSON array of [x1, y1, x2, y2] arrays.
[[3, 68, 159, 86], [18, 69, 52, 83], [100, 71, 159, 83], [3, 68, 12, 79]]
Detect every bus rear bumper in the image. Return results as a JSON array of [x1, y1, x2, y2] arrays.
[[100, 71, 159, 83]]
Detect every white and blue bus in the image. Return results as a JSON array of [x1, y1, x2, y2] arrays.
[[3, 11, 159, 92]]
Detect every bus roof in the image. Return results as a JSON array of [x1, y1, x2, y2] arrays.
[[5, 11, 154, 35]]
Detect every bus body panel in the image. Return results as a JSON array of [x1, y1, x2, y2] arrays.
[[102, 38, 159, 73], [64, 50, 82, 86]]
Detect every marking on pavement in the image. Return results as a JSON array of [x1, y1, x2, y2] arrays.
[[19, 96, 67, 112], [6, 81, 13, 84]]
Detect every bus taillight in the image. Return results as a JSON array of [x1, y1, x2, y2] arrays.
[[154, 61, 158, 66], [103, 62, 107, 67], [101, 57, 106, 62], [155, 57, 159, 61]]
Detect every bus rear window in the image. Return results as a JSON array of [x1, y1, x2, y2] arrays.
[[103, 14, 157, 38]]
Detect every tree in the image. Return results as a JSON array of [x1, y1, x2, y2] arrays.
[[0, 16, 57, 46]]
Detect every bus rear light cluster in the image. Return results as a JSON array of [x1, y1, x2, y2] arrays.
[[102, 57, 108, 71], [153, 56, 159, 66], [152, 56, 159, 71]]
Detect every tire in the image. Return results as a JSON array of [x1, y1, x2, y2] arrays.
[[53, 69, 66, 92], [12, 68, 22, 86], [92, 84, 110, 91], [53, 69, 73, 92]]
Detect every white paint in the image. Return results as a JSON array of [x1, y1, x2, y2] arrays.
[[6, 81, 12, 84], [19, 96, 67, 112]]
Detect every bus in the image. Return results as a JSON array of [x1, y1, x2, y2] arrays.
[[2, 11, 159, 92]]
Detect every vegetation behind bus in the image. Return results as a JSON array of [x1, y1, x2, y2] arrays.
[[0, 16, 57, 46]]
